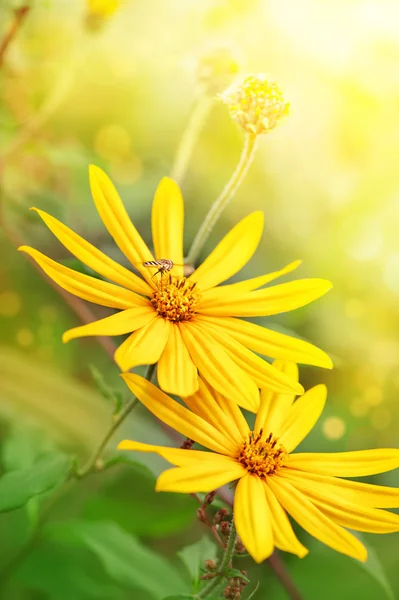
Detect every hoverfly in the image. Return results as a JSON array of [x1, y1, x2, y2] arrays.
[[140, 259, 185, 280]]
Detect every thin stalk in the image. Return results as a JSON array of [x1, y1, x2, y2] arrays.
[[0, 5, 30, 67], [170, 95, 213, 185], [198, 519, 237, 599], [186, 133, 258, 266]]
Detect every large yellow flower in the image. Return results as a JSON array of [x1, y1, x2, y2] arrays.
[[118, 362, 399, 564], [19, 166, 332, 410]]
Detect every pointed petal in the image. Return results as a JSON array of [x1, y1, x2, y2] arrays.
[[114, 317, 169, 371], [279, 470, 399, 533], [117, 440, 217, 466], [89, 165, 155, 285], [189, 212, 264, 291], [263, 482, 308, 558], [254, 361, 298, 438], [218, 260, 302, 293], [268, 476, 367, 562], [19, 246, 144, 309], [31, 208, 151, 296], [286, 449, 399, 477], [151, 177, 184, 277], [197, 321, 303, 396], [183, 378, 242, 445], [196, 315, 332, 369], [63, 305, 155, 343], [121, 373, 238, 456], [157, 324, 198, 397], [156, 459, 246, 493], [234, 474, 274, 563], [279, 385, 327, 452], [197, 279, 333, 317], [201, 379, 249, 439], [282, 469, 399, 508], [179, 323, 259, 413]]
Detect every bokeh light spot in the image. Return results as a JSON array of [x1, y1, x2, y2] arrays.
[[370, 407, 391, 430], [0, 291, 22, 317], [16, 328, 34, 347], [322, 416, 346, 440]]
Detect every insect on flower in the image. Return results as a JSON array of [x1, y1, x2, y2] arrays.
[[141, 259, 184, 279]]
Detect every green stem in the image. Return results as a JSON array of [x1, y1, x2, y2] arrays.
[[170, 95, 213, 185], [186, 132, 258, 267], [198, 519, 237, 599]]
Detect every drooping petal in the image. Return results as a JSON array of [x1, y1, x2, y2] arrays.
[[263, 481, 308, 558], [278, 385, 327, 452], [19, 246, 144, 309], [197, 279, 333, 317], [286, 449, 399, 477], [183, 378, 243, 445], [268, 476, 367, 562], [201, 379, 249, 439], [179, 322, 259, 412], [63, 305, 155, 343], [89, 165, 155, 285], [217, 259, 302, 293], [189, 212, 264, 291], [31, 208, 151, 296], [121, 373, 238, 456], [156, 459, 246, 494], [157, 324, 198, 397], [114, 317, 169, 371], [234, 474, 274, 563], [282, 469, 399, 508], [195, 321, 303, 397], [117, 440, 218, 467], [278, 470, 399, 533], [254, 361, 298, 438], [196, 315, 332, 369], [151, 177, 184, 277]]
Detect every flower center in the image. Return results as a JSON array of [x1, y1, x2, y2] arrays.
[[151, 275, 199, 322], [237, 430, 287, 477]]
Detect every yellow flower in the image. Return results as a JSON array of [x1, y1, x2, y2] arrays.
[[87, 0, 120, 18], [118, 363, 399, 564], [19, 166, 332, 410], [220, 73, 290, 135]]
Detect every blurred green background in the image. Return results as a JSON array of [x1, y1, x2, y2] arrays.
[[1, 0, 399, 598]]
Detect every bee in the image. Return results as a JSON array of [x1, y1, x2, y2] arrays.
[[141, 259, 184, 279]]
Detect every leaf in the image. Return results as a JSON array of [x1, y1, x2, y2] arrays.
[[225, 568, 250, 583], [356, 543, 394, 600], [47, 520, 187, 599], [0, 453, 72, 513], [2, 424, 55, 471], [90, 365, 124, 415], [245, 581, 260, 599], [162, 596, 195, 600], [177, 535, 218, 593]]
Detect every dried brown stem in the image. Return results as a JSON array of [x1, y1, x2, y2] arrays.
[[0, 5, 30, 68]]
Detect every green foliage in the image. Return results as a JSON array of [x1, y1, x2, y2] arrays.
[[90, 365, 124, 415], [225, 568, 250, 583], [177, 535, 218, 593]]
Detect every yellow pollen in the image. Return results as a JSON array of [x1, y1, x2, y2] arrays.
[[151, 275, 199, 322], [238, 430, 287, 477], [220, 73, 290, 135]]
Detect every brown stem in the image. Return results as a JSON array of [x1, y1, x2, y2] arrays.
[[268, 552, 303, 600], [0, 5, 30, 68]]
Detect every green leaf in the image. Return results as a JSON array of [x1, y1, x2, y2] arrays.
[[47, 520, 187, 599], [356, 543, 394, 600], [177, 535, 218, 593], [2, 424, 55, 471], [162, 596, 195, 600], [90, 365, 124, 415], [225, 568, 250, 583], [0, 453, 72, 513]]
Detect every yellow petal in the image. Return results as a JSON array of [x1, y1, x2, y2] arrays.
[[121, 373, 238, 456], [151, 177, 184, 277], [282, 469, 399, 508], [279, 470, 399, 533], [179, 322, 259, 412], [201, 378, 249, 439], [268, 476, 367, 562], [263, 481, 308, 558], [197, 321, 303, 397], [254, 361, 298, 438], [234, 474, 274, 563], [117, 440, 217, 466], [157, 324, 198, 397], [31, 208, 151, 296], [197, 315, 332, 369], [114, 317, 169, 371], [183, 378, 242, 445], [19, 246, 144, 309], [197, 279, 333, 317], [63, 305, 155, 343], [156, 459, 246, 494], [89, 165, 155, 286], [189, 212, 264, 291], [217, 259, 302, 293], [286, 449, 399, 477], [279, 385, 327, 452]]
